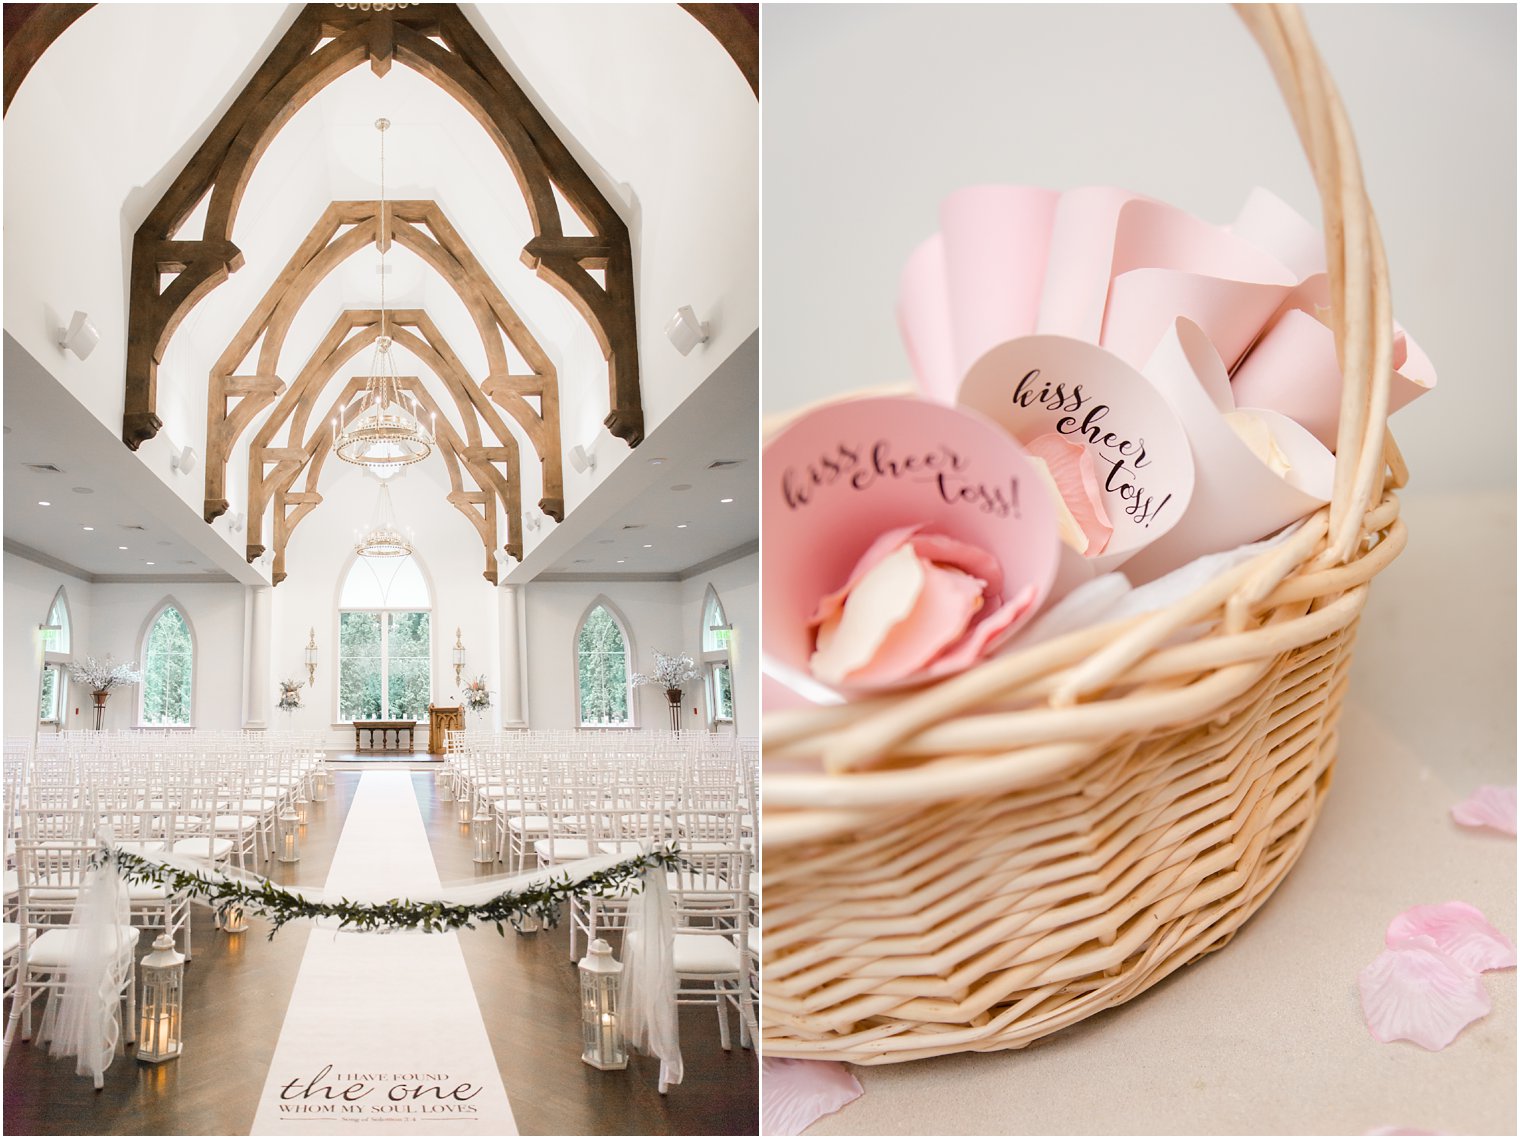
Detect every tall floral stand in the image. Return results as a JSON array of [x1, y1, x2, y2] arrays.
[[665, 688, 682, 732], [91, 691, 108, 731]]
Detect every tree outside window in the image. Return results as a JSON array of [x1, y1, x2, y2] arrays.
[[701, 586, 735, 725], [578, 604, 632, 726], [338, 555, 432, 722], [141, 606, 193, 725]]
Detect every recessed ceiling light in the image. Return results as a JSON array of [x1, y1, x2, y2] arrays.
[[720, 498, 734, 504], [72, 486, 93, 495], [617, 559, 626, 564], [37, 501, 50, 506], [82, 526, 94, 531], [146, 562, 155, 566], [648, 457, 669, 466], [642, 543, 653, 548], [670, 483, 692, 492], [118, 546, 128, 551], [676, 523, 688, 529]]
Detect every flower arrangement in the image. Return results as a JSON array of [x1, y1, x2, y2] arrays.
[[67, 656, 141, 693], [765, 185, 1436, 701], [461, 675, 493, 714], [631, 651, 701, 698], [277, 678, 303, 712]]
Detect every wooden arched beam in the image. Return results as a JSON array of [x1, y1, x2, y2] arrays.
[[3, 4, 92, 114], [128, 3, 640, 453], [206, 199, 561, 524], [266, 375, 509, 586], [244, 309, 527, 583], [679, 4, 758, 97]]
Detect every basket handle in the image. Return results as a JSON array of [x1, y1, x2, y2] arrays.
[[1235, 4, 1396, 567]]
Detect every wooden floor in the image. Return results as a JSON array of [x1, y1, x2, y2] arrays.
[[3, 771, 759, 1135]]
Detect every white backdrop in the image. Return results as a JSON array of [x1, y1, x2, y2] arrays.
[[762, 3, 1516, 492]]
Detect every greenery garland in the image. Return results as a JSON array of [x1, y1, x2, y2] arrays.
[[102, 846, 683, 938]]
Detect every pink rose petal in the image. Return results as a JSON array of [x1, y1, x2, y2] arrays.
[[808, 525, 923, 627], [1358, 935, 1492, 1050], [845, 562, 986, 686], [1386, 902, 1516, 974], [931, 581, 1041, 673], [1023, 433, 1114, 556], [811, 545, 926, 684], [760, 1057, 864, 1136], [907, 532, 1004, 598], [1451, 785, 1517, 836]]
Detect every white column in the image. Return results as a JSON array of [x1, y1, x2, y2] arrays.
[[246, 584, 271, 730], [498, 583, 527, 727]]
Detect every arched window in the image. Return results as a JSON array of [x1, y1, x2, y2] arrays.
[[576, 602, 633, 727], [700, 586, 734, 726], [38, 588, 72, 724], [141, 603, 194, 726], [338, 554, 432, 722]]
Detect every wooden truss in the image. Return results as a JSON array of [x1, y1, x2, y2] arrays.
[[126, 2, 642, 458], [206, 199, 562, 578], [245, 309, 527, 586]]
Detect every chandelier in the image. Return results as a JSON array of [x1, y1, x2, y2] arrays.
[[332, 117, 434, 475], [355, 481, 414, 559]]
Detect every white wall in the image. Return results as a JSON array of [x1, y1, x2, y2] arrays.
[[522, 579, 685, 731], [271, 460, 503, 747], [3, 553, 93, 737], [86, 581, 248, 731]]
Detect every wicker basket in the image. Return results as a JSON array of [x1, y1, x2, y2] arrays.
[[760, 4, 1409, 1064]]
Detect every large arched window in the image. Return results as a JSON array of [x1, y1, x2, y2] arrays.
[[38, 588, 72, 725], [576, 601, 634, 727], [700, 586, 735, 726], [338, 555, 432, 722], [140, 602, 194, 726]]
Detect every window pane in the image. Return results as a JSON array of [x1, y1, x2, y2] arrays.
[[142, 607, 193, 725], [43, 592, 70, 654], [578, 607, 630, 725], [386, 611, 431, 720], [702, 591, 730, 654], [39, 665, 59, 722], [339, 611, 383, 721], [714, 662, 734, 722]]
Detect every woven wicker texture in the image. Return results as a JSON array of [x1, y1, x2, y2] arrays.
[[760, 4, 1408, 1063]]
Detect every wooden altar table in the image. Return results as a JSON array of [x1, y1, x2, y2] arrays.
[[352, 720, 418, 751]]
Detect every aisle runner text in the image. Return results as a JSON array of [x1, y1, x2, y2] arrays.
[[250, 773, 518, 1135]]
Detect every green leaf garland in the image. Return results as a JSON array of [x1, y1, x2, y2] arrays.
[[101, 846, 683, 938]]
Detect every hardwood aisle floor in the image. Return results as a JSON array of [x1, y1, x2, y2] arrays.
[[2, 771, 759, 1136]]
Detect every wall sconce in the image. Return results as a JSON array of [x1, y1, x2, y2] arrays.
[[170, 445, 198, 476], [664, 305, 709, 356], [58, 311, 100, 360], [305, 628, 318, 686], [453, 627, 466, 686], [569, 444, 597, 474]]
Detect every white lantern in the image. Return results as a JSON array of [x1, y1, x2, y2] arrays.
[[472, 810, 495, 864], [295, 794, 309, 825], [215, 902, 249, 934], [277, 806, 301, 863], [438, 770, 454, 802], [578, 938, 627, 1070], [311, 766, 328, 803], [457, 797, 473, 826], [137, 933, 184, 1063]]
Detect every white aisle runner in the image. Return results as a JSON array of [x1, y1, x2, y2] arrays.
[[250, 773, 518, 1135]]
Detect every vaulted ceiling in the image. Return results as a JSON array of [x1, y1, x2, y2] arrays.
[[4, 3, 758, 586]]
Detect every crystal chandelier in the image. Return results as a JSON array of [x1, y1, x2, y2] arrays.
[[355, 481, 414, 559], [332, 117, 433, 475]]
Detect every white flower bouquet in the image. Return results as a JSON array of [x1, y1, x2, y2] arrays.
[[631, 651, 701, 698], [277, 678, 304, 712], [67, 656, 141, 693], [462, 675, 493, 714]]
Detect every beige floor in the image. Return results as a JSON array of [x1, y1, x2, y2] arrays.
[[803, 490, 1517, 1136]]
